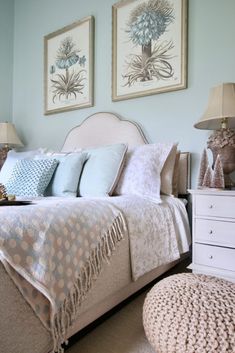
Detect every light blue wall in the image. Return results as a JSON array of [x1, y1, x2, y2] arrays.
[[12, 0, 235, 186], [0, 0, 14, 122]]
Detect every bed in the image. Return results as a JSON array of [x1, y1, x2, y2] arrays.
[[0, 112, 191, 353]]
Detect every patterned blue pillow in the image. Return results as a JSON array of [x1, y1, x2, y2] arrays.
[[6, 159, 58, 197]]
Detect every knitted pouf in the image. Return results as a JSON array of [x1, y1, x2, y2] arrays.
[[143, 273, 235, 353]]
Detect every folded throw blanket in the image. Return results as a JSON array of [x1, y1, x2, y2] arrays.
[[0, 198, 126, 352]]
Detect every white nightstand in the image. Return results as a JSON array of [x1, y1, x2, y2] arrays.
[[189, 189, 235, 282]]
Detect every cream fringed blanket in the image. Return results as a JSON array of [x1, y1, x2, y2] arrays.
[[0, 198, 126, 352]]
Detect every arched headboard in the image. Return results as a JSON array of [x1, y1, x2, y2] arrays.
[[61, 112, 190, 194], [61, 112, 147, 152]]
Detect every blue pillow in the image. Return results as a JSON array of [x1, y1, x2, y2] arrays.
[[79, 143, 127, 197], [44, 152, 87, 197], [5, 159, 58, 197]]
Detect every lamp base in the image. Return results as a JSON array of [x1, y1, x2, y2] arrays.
[[208, 128, 235, 189], [0, 146, 10, 170], [224, 174, 235, 189]]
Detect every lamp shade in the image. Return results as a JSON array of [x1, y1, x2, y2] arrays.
[[194, 83, 235, 130], [0, 122, 23, 146]]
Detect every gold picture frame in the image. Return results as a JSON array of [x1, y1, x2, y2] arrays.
[[44, 16, 94, 115], [112, 0, 188, 101]]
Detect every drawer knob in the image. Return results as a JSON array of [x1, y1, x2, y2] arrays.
[[209, 230, 213, 235], [209, 255, 213, 259], [209, 204, 213, 209]]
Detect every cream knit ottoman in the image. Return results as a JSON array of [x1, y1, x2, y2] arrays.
[[143, 273, 235, 353]]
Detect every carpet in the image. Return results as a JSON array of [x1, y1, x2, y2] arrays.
[[67, 259, 190, 353], [67, 290, 155, 353]]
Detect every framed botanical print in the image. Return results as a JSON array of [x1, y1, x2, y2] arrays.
[[112, 0, 187, 101], [44, 16, 94, 115]]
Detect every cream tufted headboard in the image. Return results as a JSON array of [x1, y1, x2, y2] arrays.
[[61, 112, 190, 195]]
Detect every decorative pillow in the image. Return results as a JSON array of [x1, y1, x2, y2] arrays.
[[5, 159, 58, 197], [160, 144, 178, 195], [0, 149, 46, 185], [115, 143, 174, 201], [79, 143, 127, 197], [38, 152, 87, 197]]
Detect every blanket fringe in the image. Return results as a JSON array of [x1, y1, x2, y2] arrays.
[[51, 213, 126, 353]]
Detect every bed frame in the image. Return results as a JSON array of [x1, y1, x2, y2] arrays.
[[0, 112, 191, 353], [60, 112, 191, 339]]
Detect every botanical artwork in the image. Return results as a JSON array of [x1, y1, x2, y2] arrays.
[[50, 37, 86, 103], [44, 17, 94, 115], [112, 0, 187, 101]]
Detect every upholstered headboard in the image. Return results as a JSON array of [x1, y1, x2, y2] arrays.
[[61, 112, 190, 195], [61, 112, 147, 151]]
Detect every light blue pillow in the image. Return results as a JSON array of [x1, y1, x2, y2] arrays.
[[44, 152, 87, 197], [79, 143, 127, 197], [0, 149, 44, 185], [5, 159, 58, 197]]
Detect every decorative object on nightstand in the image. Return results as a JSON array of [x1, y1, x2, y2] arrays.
[[198, 149, 225, 189], [0, 122, 23, 169], [197, 148, 209, 187], [211, 154, 225, 188], [202, 165, 213, 188], [194, 82, 235, 188], [189, 189, 235, 282]]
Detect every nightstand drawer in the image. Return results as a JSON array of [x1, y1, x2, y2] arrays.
[[195, 219, 235, 247], [194, 243, 235, 272], [195, 195, 235, 218]]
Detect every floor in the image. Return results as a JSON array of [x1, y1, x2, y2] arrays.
[[66, 258, 191, 353]]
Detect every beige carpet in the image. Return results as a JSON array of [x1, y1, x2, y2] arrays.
[[67, 259, 190, 353], [67, 290, 155, 353]]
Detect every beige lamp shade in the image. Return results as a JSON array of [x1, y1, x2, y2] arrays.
[[0, 122, 23, 146], [194, 83, 235, 130]]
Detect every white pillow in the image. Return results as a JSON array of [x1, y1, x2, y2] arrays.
[[115, 143, 174, 201], [0, 149, 45, 185], [160, 144, 178, 195]]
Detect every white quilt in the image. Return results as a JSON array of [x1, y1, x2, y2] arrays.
[[108, 195, 191, 280]]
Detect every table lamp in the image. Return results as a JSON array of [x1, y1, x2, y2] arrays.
[[194, 82, 235, 188], [0, 122, 23, 169]]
